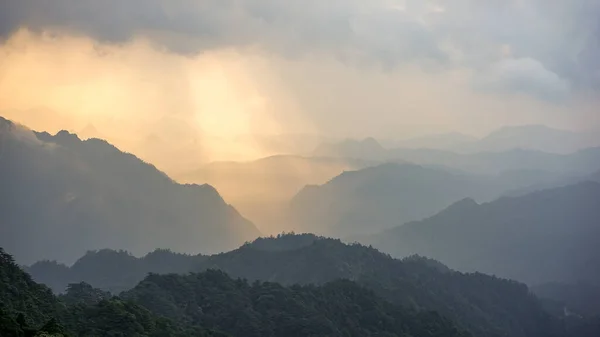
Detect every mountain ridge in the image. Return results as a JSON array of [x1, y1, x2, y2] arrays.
[[363, 181, 600, 286], [0, 116, 260, 265]]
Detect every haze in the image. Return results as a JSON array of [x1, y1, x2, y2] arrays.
[[1, 0, 600, 235]]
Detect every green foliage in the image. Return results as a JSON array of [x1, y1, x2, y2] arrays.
[[0, 248, 62, 328], [12, 236, 600, 337], [28, 248, 205, 294], [188, 237, 561, 337], [123, 269, 470, 337], [1, 247, 225, 337]]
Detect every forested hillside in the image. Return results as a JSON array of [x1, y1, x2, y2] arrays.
[[2, 246, 472, 337], [0, 247, 225, 336], [25, 234, 590, 337]]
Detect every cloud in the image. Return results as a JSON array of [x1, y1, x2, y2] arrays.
[[1, 0, 599, 169], [476, 58, 571, 102], [1, 0, 598, 94]]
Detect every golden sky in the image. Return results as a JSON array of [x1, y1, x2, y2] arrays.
[[1, 0, 599, 173]]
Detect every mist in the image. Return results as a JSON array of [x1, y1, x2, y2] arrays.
[[2, 1, 599, 175], [2, 2, 600, 336]]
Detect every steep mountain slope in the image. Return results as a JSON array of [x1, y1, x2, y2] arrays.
[[178, 155, 372, 234], [0, 116, 259, 265], [289, 163, 561, 236], [0, 248, 60, 330], [364, 182, 600, 286]]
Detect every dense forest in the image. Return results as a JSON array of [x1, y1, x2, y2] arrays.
[[2, 247, 473, 337], [0, 247, 226, 336], [23, 234, 600, 337]]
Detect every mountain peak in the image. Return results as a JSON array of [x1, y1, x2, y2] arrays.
[[54, 130, 81, 145]]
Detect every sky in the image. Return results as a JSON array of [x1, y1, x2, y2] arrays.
[[1, 0, 599, 170]]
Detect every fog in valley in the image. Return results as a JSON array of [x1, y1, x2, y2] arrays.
[[1, 1, 600, 337]]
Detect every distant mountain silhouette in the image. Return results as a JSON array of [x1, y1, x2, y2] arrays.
[[0, 116, 259, 265], [289, 163, 564, 236], [178, 155, 373, 233], [392, 132, 477, 151], [312, 137, 388, 160], [532, 282, 600, 317], [311, 134, 600, 175], [502, 169, 600, 198], [466, 125, 598, 154], [27, 248, 205, 294], [386, 147, 600, 174], [388, 125, 599, 154], [363, 182, 600, 286], [78, 123, 103, 140]]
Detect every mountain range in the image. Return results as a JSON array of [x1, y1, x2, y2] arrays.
[[289, 163, 567, 236], [311, 125, 600, 175], [24, 234, 581, 337], [361, 182, 600, 287], [0, 116, 259, 265], [3, 246, 475, 337], [335, 125, 600, 155], [177, 155, 373, 233]]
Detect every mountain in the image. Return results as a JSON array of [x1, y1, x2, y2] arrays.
[[122, 270, 470, 337], [0, 247, 236, 336], [312, 137, 388, 160], [387, 147, 600, 175], [363, 182, 600, 286], [532, 282, 600, 317], [2, 245, 472, 337], [311, 136, 600, 175], [289, 163, 564, 236], [466, 125, 599, 154], [177, 155, 373, 234], [502, 169, 600, 198], [388, 125, 599, 154], [28, 248, 206, 294], [186, 236, 572, 337], [27, 234, 582, 337], [0, 116, 259, 265], [392, 132, 477, 151]]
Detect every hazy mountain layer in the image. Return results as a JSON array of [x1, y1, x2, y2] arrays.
[[289, 163, 565, 236], [311, 132, 600, 175], [363, 182, 600, 286], [317, 125, 600, 158], [177, 155, 373, 234], [0, 116, 260, 265]]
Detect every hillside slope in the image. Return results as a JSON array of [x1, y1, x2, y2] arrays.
[[364, 182, 600, 286], [0, 116, 259, 264]]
